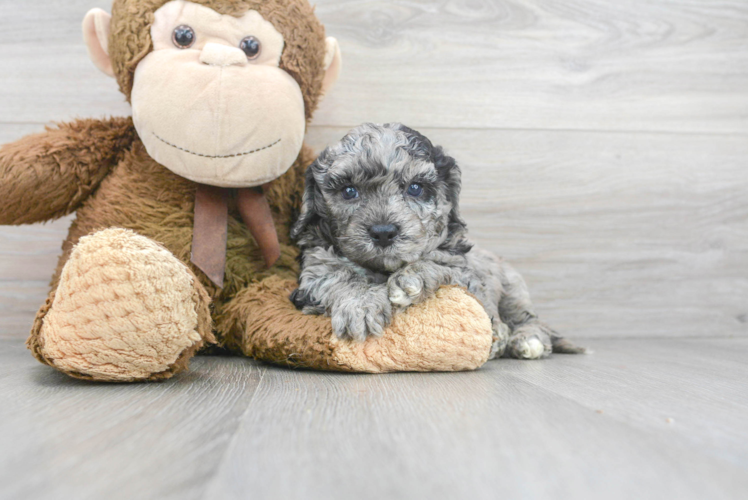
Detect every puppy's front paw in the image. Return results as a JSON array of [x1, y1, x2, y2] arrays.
[[388, 268, 427, 307], [330, 288, 392, 342]]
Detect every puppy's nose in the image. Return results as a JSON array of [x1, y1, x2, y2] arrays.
[[369, 224, 399, 247]]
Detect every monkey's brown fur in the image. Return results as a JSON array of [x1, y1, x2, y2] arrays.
[[0, 0, 493, 381]]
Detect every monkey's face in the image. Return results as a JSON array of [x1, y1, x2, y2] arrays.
[[84, 0, 341, 188], [128, 1, 304, 187]]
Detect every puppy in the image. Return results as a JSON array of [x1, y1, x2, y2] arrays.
[[290, 123, 584, 359]]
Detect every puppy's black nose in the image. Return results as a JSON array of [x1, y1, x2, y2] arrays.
[[369, 224, 399, 247]]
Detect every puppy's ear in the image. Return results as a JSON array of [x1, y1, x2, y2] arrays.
[[290, 162, 322, 243], [292, 153, 336, 248], [433, 146, 473, 254]]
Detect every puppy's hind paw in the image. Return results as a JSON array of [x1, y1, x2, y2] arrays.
[[505, 324, 552, 360], [510, 337, 547, 359]]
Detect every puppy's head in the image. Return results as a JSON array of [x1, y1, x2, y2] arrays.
[[291, 123, 471, 272]]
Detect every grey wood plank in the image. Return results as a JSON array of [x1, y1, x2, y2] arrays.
[[0, 218, 71, 282], [0, 0, 131, 123], [0, 339, 264, 500], [0, 1, 746, 133], [0, 282, 54, 340], [506, 338, 748, 466], [311, 0, 748, 133], [202, 338, 748, 500], [2, 339, 747, 500], [0, 186, 73, 338]]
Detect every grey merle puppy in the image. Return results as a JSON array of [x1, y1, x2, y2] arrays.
[[290, 123, 584, 359]]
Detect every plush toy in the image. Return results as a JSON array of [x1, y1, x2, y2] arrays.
[[0, 0, 493, 382]]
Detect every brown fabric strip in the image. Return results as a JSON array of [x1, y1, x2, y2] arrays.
[[191, 184, 229, 288], [237, 187, 281, 268]]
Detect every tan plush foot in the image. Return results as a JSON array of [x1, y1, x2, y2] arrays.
[[28, 228, 213, 382], [226, 277, 493, 373], [331, 286, 493, 372]]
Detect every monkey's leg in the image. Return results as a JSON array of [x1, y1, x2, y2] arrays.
[[27, 228, 214, 382], [216, 277, 493, 373], [498, 261, 586, 359]]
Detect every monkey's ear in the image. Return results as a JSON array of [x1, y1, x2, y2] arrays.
[[321, 37, 342, 97], [83, 8, 114, 77]]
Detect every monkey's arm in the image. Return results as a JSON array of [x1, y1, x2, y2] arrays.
[[0, 117, 136, 225]]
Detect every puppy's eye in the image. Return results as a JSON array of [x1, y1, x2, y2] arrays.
[[406, 183, 424, 197], [172, 26, 196, 48], [342, 186, 359, 200], [240, 36, 262, 59]]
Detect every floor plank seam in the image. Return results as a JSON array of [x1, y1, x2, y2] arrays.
[[2, 121, 748, 138], [309, 124, 748, 137], [197, 364, 268, 500]]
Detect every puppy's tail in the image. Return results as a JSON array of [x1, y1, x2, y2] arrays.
[[550, 334, 588, 355]]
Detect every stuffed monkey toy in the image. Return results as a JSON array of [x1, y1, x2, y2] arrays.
[[0, 0, 493, 382]]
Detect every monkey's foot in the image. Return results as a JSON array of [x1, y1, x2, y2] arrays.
[[28, 228, 213, 382]]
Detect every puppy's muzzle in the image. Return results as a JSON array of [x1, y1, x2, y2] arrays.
[[368, 224, 399, 248]]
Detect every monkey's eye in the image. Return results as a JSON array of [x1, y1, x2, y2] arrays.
[[342, 186, 359, 200], [172, 25, 196, 48], [240, 36, 262, 60], [406, 183, 424, 197]]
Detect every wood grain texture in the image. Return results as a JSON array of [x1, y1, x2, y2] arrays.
[[2, 338, 747, 500], [206, 339, 748, 500], [0, 1, 747, 132], [311, 0, 748, 133], [0, 0, 130, 123], [0, 340, 265, 500]]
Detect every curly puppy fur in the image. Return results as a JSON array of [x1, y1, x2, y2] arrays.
[[290, 123, 585, 360]]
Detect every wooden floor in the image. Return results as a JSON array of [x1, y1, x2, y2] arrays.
[[0, 338, 746, 500]]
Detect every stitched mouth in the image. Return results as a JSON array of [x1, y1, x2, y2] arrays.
[[153, 133, 281, 159]]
